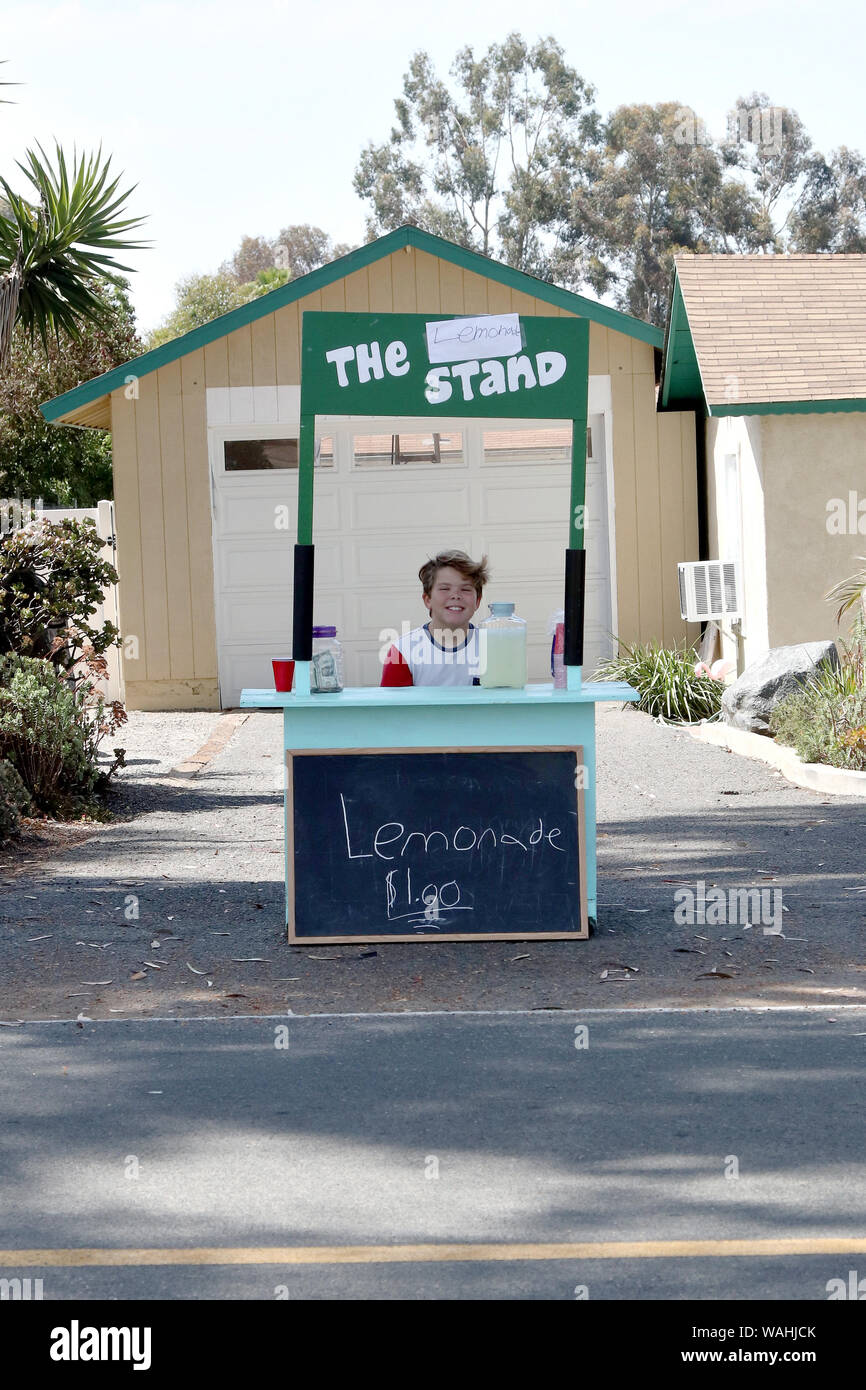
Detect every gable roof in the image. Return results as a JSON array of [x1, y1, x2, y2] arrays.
[[660, 252, 866, 415], [41, 224, 662, 428]]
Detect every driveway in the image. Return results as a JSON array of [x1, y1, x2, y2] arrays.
[[1, 705, 865, 1019]]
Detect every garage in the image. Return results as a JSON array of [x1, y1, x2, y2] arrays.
[[41, 225, 699, 710]]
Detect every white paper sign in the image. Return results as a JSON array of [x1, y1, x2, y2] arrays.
[[426, 314, 522, 364]]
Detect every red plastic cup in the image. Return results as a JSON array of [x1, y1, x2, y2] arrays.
[[272, 659, 295, 692]]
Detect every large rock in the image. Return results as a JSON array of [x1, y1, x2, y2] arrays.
[[721, 641, 840, 735]]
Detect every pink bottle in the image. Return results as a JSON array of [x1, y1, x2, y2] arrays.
[[550, 610, 567, 688]]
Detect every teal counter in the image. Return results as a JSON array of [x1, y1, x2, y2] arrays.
[[240, 681, 636, 709], [241, 679, 637, 928]]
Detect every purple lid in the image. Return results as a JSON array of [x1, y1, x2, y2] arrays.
[[312, 625, 337, 638]]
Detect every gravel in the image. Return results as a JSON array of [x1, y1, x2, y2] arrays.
[[107, 709, 227, 803]]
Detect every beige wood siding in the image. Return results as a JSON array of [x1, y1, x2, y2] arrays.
[[109, 244, 698, 708], [110, 352, 218, 709], [109, 382, 145, 692], [180, 349, 218, 680]]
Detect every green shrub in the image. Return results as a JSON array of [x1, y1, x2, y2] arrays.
[[0, 516, 119, 671], [0, 757, 30, 841], [0, 654, 125, 816], [770, 623, 866, 770], [593, 640, 726, 722]]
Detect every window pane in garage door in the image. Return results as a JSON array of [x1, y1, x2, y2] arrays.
[[352, 432, 464, 469], [224, 438, 298, 471], [482, 425, 571, 464], [223, 437, 335, 470]]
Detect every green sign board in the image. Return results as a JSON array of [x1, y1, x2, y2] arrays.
[[301, 310, 588, 419], [297, 310, 590, 548]]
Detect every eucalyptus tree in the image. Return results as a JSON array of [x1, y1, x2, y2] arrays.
[[220, 225, 353, 283], [354, 32, 601, 281], [357, 45, 866, 327], [789, 147, 866, 252], [560, 102, 770, 326]]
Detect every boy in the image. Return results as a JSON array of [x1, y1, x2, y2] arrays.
[[380, 549, 489, 686]]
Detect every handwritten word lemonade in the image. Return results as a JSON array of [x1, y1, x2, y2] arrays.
[[478, 602, 527, 688]]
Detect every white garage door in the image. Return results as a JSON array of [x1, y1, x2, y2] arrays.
[[209, 403, 615, 705]]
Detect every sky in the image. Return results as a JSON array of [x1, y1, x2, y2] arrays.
[[3, 0, 866, 334]]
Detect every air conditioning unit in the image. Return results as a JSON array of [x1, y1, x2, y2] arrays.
[[678, 561, 741, 622]]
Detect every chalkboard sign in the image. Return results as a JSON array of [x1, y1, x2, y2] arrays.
[[287, 746, 587, 943]]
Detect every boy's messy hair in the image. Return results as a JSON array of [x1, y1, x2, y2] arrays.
[[419, 550, 489, 599]]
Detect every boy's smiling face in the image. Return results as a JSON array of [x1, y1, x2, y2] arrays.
[[423, 565, 482, 634]]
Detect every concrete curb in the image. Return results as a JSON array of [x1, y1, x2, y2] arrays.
[[168, 711, 249, 778], [689, 721, 866, 798]]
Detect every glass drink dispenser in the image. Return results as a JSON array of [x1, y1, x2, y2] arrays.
[[478, 602, 528, 689]]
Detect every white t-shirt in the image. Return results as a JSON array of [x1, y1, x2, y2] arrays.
[[382, 623, 480, 686]]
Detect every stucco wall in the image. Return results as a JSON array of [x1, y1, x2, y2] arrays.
[[110, 246, 699, 709], [762, 412, 866, 649]]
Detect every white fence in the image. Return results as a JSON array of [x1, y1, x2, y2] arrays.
[[5, 501, 123, 704]]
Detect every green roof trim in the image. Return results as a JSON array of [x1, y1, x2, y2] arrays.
[[658, 273, 704, 410], [710, 397, 866, 416], [40, 225, 662, 425]]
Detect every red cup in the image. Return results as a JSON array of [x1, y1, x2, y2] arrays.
[[272, 659, 295, 692]]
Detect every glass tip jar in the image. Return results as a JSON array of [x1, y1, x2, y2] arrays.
[[310, 625, 344, 693]]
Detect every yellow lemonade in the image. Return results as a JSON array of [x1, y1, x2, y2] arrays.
[[478, 603, 528, 688]]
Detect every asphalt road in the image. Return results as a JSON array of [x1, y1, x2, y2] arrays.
[[2, 706, 866, 1018], [2, 1008, 865, 1300]]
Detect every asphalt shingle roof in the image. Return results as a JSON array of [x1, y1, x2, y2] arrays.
[[674, 252, 866, 407]]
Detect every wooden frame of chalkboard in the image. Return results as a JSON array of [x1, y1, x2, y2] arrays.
[[286, 745, 588, 944]]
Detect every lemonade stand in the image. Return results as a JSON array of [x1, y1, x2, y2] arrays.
[[240, 310, 637, 943]]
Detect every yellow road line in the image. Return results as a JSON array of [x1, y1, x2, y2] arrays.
[[1, 1238, 865, 1268]]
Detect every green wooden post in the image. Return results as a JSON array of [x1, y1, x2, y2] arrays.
[[569, 410, 588, 549], [297, 412, 316, 545]]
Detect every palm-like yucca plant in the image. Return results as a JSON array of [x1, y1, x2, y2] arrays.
[[0, 140, 148, 367], [0, 59, 14, 106], [826, 559, 866, 626]]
